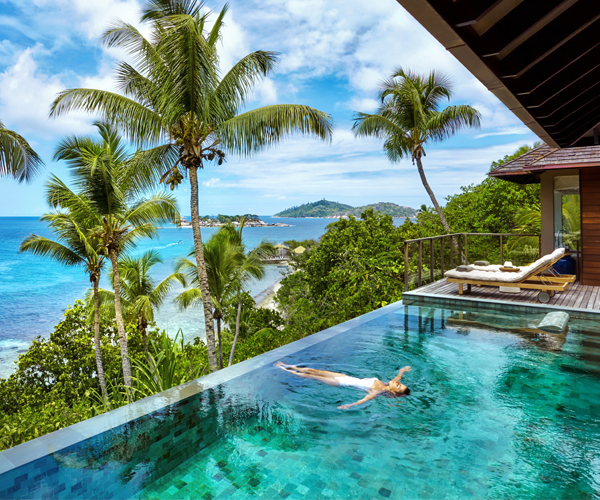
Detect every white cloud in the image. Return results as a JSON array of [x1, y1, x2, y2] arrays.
[[342, 97, 379, 113], [0, 45, 94, 139], [254, 77, 278, 105], [475, 126, 531, 139], [202, 178, 221, 188]]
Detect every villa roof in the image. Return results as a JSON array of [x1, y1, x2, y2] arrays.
[[396, 0, 600, 148], [489, 144, 600, 183], [293, 246, 306, 254], [274, 243, 289, 249]]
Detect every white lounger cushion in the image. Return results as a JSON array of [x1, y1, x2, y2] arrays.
[[444, 248, 565, 283]]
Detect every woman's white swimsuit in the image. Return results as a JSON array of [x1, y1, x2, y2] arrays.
[[334, 376, 378, 391]]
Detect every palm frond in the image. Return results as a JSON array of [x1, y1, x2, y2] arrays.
[[0, 124, 44, 183], [19, 235, 83, 266], [50, 88, 165, 146], [218, 104, 333, 156]]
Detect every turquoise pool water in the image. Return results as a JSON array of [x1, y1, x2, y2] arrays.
[[2, 302, 600, 499]]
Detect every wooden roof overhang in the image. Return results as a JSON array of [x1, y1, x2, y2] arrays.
[[396, 0, 600, 148], [489, 144, 600, 183]]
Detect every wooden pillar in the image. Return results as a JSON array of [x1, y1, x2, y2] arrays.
[[581, 168, 600, 285], [418, 241, 422, 287], [430, 239, 434, 283]]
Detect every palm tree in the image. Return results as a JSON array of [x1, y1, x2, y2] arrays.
[[352, 69, 481, 233], [93, 250, 186, 364], [20, 210, 109, 402], [49, 0, 334, 371], [51, 122, 180, 392], [220, 219, 274, 366], [0, 119, 44, 182], [175, 230, 243, 369]]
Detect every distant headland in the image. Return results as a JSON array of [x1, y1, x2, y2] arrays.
[[180, 214, 290, 227], [274, 200, 417, 218]]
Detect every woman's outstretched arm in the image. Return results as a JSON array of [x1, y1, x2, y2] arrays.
[[338, 392, 382, 410], [392, 366, 411, 383]]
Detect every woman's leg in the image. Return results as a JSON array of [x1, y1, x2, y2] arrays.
[[284, 371, 341, 387], [275, 361, 346, 379]]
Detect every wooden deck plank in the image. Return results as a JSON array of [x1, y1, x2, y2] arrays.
[[573, 288, 590, 309], [406, 278, 600, 313], [593, 287, 600, 309], [587, 287, 600, 309]]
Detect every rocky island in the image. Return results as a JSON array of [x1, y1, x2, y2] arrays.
[[274, 200, 417, 218], [179, 214, 290, 227]]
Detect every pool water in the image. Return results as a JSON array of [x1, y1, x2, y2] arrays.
[[140, 304, 600, 499], [3, 302, 600, 499]]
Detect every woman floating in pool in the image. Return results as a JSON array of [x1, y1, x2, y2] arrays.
[[274, 362, 411, 409]]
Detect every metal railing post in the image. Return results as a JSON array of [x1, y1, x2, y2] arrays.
[[418, 240, 422, 287], [500, 235, 503, 264], [458, 235, 462, 265], [404, 241, 409, 292], [430, 239, 434, 283], [440, 237, 445, 276], [450, 236, 454, 269], [465, 234, 468, 265]]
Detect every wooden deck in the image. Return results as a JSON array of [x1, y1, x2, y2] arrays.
[[404, 278, 600, 313]]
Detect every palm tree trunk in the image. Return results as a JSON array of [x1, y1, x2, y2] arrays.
[[228, 290, 243, 367], [109, 249, 132, 392], [188, 165, 218, 372], [92, 278, 109, 404], [141, 323, 152, 368], [415, 156, 452, 233], [217, 316, 223, 369]]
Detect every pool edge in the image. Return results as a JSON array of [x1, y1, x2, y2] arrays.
[[0, 299, 406, 476]]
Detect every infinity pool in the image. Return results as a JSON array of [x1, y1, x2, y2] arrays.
[[2, 301, 600, 499]]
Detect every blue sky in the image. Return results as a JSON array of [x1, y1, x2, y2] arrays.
[[0, 0, 538, 216]]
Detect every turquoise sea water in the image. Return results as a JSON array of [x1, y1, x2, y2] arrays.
[[2, 301, 600, 499], [0, 216, 365, 378], [0, 216, 404, 377]]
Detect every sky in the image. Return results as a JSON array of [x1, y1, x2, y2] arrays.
[[0, 0, 539, 217]]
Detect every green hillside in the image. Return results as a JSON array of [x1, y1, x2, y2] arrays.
[[274, 200, 417, 218], [345, 202, 417, 218], [275, 200, 353, 217]]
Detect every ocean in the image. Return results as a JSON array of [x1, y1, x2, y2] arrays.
[[0, 216, 406, 378]]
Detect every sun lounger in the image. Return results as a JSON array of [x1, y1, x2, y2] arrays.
[[444, 248, 576, 303]]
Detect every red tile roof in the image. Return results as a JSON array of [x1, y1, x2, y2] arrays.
[[489, 145, 600, 183]]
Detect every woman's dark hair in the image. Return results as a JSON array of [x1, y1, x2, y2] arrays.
[[385, 386, 410, 398]]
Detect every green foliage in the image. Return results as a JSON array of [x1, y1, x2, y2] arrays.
[[230, 328, 293, 363], [211, 214, 260, 223], [0, 301, 160, 450], [277, 209, 405, 338], [283, 239, 317, 250], [130, 330, 207, 400], [222, 292, 284, 341], [0, 399, 98, 451]]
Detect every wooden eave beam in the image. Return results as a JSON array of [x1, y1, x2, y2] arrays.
[[512, 42, 600, 95], [395, 0, 560, 148], [496, 0, 579, 60], [525, 67, 600, 111], [498, 10, 600, 79], [534, 80, 600, 120], [542, 94, 600, 131], [454, 0, 526, 35]]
